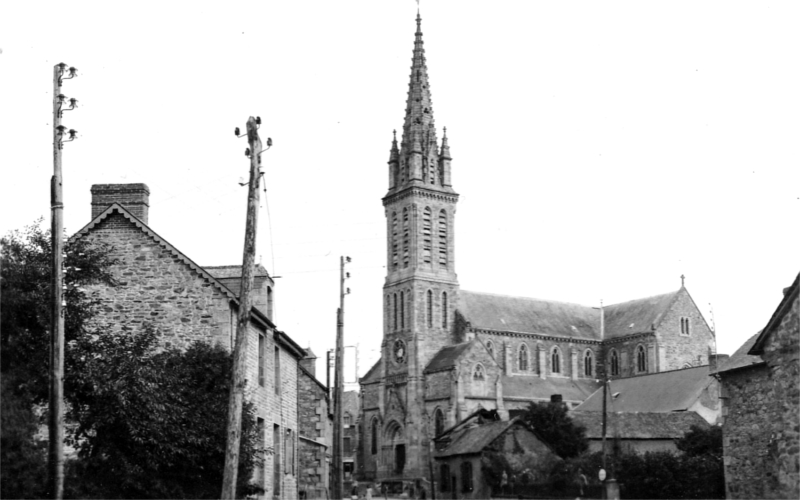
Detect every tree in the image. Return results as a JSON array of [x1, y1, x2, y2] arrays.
[[520, 401, 588, 459], [66, 332, 262, 499], [676, 424, 723, 457]]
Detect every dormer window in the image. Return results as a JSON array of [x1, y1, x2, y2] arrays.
[[680, 317, 691, 336]]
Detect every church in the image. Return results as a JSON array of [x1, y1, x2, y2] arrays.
[[357, 13, 716, 487]]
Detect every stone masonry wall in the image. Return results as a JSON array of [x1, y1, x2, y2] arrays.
[[721, 364, 777, 498], [83, 212, 232, 350], [759, 291, 800, 499], [297, 366, 330, 499], [656, 290, 715, 371]]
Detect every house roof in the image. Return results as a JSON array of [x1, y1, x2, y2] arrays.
[[424, 342, 473, 373], [434, 418, 520, 458], [457, 290, 600, 340], [570, 411, 709, 439], [602, 291, 679, 339], [205, 264, 270, 278], [502, 376, 600, 403], [573, 366, 712, 413], [713, 332, 764, 374], [750, 272, 799, 355]]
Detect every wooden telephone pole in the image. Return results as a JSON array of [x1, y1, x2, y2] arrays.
[[221, 117, 268, 499], [50, 62, 77, 500], [332, 256, 351, 500]]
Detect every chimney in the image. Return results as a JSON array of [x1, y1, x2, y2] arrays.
[[709, 353, 729, 372], [550, 394, 563, 404], [91, 184, 150, 224], [300, 348, 318, 378]]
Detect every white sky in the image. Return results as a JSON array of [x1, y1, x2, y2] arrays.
[[2, 1, 798, 382]]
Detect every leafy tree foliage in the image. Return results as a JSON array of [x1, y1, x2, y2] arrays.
[[66, 332, 261, 499], [676, 424, 723, 457], [2, 221, 261, 499], [520, 401, 588, 459]]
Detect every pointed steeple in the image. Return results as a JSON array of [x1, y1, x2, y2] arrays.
[[400, 13, 438, 173]]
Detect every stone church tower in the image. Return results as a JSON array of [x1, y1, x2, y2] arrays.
[[376, 12, 458, 481]]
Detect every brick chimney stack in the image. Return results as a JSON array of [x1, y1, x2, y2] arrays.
[[91, 184, 150, 224]]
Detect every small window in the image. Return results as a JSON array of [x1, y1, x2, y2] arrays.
[[258, 333, 266, 387], [442, 291, 448, 328], [680, 317, 691, 336], [400, 291, 405, 329], [274, 346, 281, 395], [610, 349, 619, 377], [393, 293, 398, 331], [273, 424, 281, 494], [422, 207, 432, 264], [519, 344, 529, 371], [427, 290, 433, 328], [473, 364, 485, 380], [434, 408, 445, 437], [584, 350, 593, 377], [551, 347, 561, 374], [637, 345, 647, 373], [461, 461, 473, 492], [371, 419, 378, 455], [486, 340, 494, 359], [257, 418, 265, 484], [285, 428, 295, 475]]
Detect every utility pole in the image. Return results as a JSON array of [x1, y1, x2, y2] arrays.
[[50, 62, 78, 500], [333, 256, 351, 500], [221, 116, 271, 500]]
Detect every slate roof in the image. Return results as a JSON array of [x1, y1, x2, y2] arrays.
[[573, 366, 712, 413], [713, 332, 764, 374], [424, 342, 473, 373], [602, 291, 679, 339], [570, 411, 709, 439], [750, 272, 800, 355], [457, 289, 683, 341], [360, 358, 383, 384], [434, 418, 520, 458], [458, 291, 600, 340], [204, 264, 270, 278], [502, 376, 600, 403]]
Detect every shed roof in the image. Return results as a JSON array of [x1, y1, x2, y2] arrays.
[[713, 332, 764, 374], [570, 411, 709, 439], [434, 418, 519, 458], [573, 366, 712, 413]]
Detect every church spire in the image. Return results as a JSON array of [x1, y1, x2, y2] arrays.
[[399, 12, 439, 181]]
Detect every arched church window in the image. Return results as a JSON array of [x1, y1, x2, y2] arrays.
[[486, 340, 494, 359], [434, 408, 445, 438], [442, 291, 448, 328], [403, 207, 410, 268], [519, 344, 529, 371], [473, 364, 485, 380], [584, 350, 593, 377], [551, 346, 561, 374], [391, 212, 398, 270], [427, 290, 433, 328], [438, 210, 447, 268], [637, 344, 647, 373], [371, 418, 378, 455], [400, 291, 405, 329], [610, 349, 619, 376], [393, 293, 398, 331], [422, 207, 432, 264]]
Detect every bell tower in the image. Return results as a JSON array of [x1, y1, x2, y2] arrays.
[[378, 12, 460, 481]]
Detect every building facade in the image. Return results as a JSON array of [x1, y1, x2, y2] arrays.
[[717, 273, 799, 499], [297, 350, 332, 499], [358, 15, 717, 487], [71, 183, 305, 499]]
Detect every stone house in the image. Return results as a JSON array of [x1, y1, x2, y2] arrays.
[[433, 410, 562, 500], [359, 13, 718, 487], [570, 411, 709, 454], [716, 272, 799, 499], [297, 349, 332, 499], [70, 183, 306, 499], [341, 390, 360, 491]]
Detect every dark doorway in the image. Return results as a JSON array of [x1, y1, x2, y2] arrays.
[[394, 444, 405, 474]]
